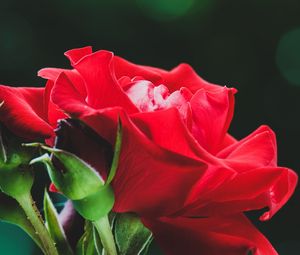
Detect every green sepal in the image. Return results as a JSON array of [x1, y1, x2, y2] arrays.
[[140, 237, 153, 255], [76, 221, 101, 255], [106, 119, 122, 185], [29, 148, 104, 200], [114, 213, 153, 255], [72, 185, 114, 221], [0, 192, 44, 252], [93, 226, 103, 255], [0, 124, 7, 163], [44, 190, 73, 255]]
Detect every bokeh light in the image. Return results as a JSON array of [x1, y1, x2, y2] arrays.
[[276, 28, 300, 86]]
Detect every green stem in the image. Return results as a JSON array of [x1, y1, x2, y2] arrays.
[[93, 216, 118, 255], [17, 193, 59, 255]]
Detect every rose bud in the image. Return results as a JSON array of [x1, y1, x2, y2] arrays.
[[0, 125, 35, 199], [28, 119, 122, 221]]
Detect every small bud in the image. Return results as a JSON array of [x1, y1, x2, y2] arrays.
[[0, 126, 35, 199], [28, 118, 123, 221], [30, 148, 105, 200]]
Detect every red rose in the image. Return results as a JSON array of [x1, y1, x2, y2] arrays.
[[0, 46, 297, 255]]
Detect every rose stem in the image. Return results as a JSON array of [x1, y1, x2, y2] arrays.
[[17, 193, 59, 255], [93, 215, 118, 255]]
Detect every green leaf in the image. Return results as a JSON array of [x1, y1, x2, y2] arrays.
[[0, 192, 44, 252], [76, 233, 86, 255], [114, 213, 153, 255], [44, 190, 73, 255], [76, 221, 101, 255], [106, 119, 122, 185]]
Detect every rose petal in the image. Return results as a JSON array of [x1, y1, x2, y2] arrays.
[[218, 125, 277, 171], [113, 56, 163, 84], [39, 67, 87, 129], [73, 50, 138, 112], [38, 68, 87, 98], [219, 133, 237, 150], [64, 46, 93, 66], [51, 72, 93, 117], [114, 58, 225, 94], [143, 214, 278, 255], [0, 85, 53, 139], [259, 167, 297, 221], [184, 167, 297, 221], [158, 63, 224, 93], [49, 183, 59, 193], [131, 107, 212, 162], [125, 80, 156, 112], [44, 80, 66, 126], [190, 87, 236, 154]]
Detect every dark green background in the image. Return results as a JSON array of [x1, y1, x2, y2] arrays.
[[0, 0, 300, 254]]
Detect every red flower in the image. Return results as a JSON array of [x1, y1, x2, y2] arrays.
[[0, 46, 297, 254]]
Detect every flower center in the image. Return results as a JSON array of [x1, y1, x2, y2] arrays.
[[122, 77, 192, 121]]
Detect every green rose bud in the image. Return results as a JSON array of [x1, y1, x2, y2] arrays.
[[0, 126, 35, 198], [28, 118, 122, 221]]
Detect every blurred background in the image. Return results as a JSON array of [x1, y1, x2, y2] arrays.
[[1, 0, 300, 254]]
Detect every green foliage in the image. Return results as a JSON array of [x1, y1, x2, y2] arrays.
[[44, 190, 73, 255], [0, 128, 59, 255], [92, 226, 103, 254], [76, 221, 102, 255], [114, 213, 153, 255]]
